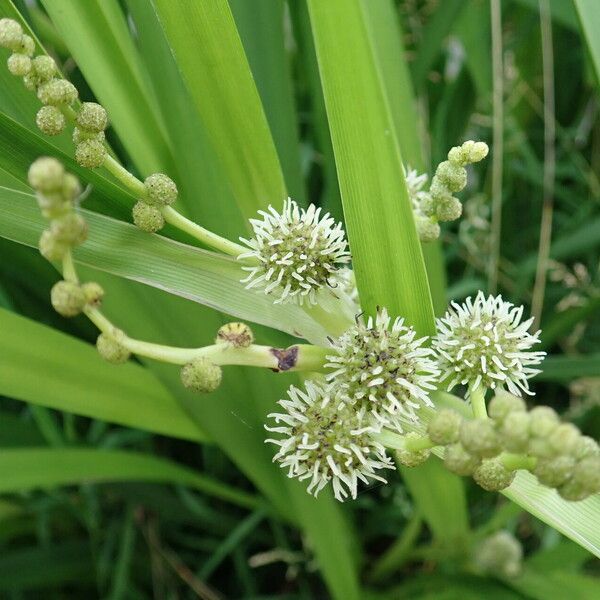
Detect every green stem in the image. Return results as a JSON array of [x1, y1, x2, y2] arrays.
[[102, 155, 146, 197], [469, 385, 488, 419], [500, 452, 537, 472], [373, 430, 437, 452], [61, 251, 78, 284]]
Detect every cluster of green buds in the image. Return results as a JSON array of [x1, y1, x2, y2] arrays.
[[132, 173, 178, 233], [475, 531, 522, 578], [406, 140, 489, 242], [73, 102, 108, 168]]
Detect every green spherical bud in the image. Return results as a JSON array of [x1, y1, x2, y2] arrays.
[[435, 161, 467, 193], [0, 18, 23, 51], [62, 173, 82, 201], [144, 173, 178, 207], [50, 213, 88, 246], [36, 192, 70, 220], [558, 478, 592, 502], [476, 531, 522, 578], [473, 458, 515, 492], [28, 157, 65, 192], [488, 391, 526, 424], [76, 102, 108, 133], [572, 456, 600, 493], [460, 418, 502, 458], [428, 409, 462, 445], [72, 126, 105, 145], [7, 53, 31, 76], [132, 201, 164, 233], [415, 215, 440, 242], [96, 333, 131, 364], [529, 406, 559, 438], [36, 105, 66, 136], [50, 280, 85, 317], [436, 196, 462, 222], [444, 443, 481, 476], [448, 140, 489, 165], [37, 78, 78, 106], [534, 455, 576, 488], [75, 138, 106, 169], [397, 433, 431, 467], [32, 55, 56, 82], [216, 322, 254, 348], [15, 33, 34, 57], [82, 282, 104, 307], [181, 357, 222, 393], [500, 411, 531, 454], [548, 423, 581, 457], [573, 436, 600, 461], [39, 229, 68, 261]]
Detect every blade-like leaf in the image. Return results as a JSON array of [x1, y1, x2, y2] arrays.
[[538, 354, 600, 382]]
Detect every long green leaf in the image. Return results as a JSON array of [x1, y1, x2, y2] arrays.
[[0, 307, 204, 441], [538, 354, 600, 382]]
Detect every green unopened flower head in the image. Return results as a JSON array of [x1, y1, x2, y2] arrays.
[[488, 391, 527, 423], [216, 322, 254, 348], [96, 333, 131, 364], [37, 78, 78, 106], [75, 138, 106, 169], [0, 18, 23, 51], [500, 411, 531, 453], [415, 215, 440, 243], [435, 161, 467, 193], [7, 52, 31, 76], [265, 381, 394, 501], [14, 33, 34, 57], [473, 458, 515, 492], [82, 282, 104, 307], [475, 531, 522, 578], [50, 213, 88, 246], [39, 229, 68, 261], [548, 423, 581, 457], [36, 105, 66, 136], [76, 102, 108, 133], [132, 201, 164, 233], [180, 357, 222, 393], [527, 406, 560, 457], [144, 173, 178, 207], [460, 418, 501, 458], [28, 156, 65, 193], [397, 433, 431, 467], [444, 443, 481, 476], [534, 455, 575, 488], [72, 127, 105, 145], [558, 456, 600, 502], [573, 436, 600, 461], [434, 195, 462, 222], [326, 308, 439, 431], [427, 409, 462, 445], [31, 55, 56, 82], [448, 140, 489, 166], [50, 280, 85, 317]]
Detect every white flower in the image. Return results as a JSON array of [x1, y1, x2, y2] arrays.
[[239, 199, 351, 304], [265, 380, 394, 501], [404, 165, 430, 216], [433, 292, 546, 397], [325, 308, 440, 431]]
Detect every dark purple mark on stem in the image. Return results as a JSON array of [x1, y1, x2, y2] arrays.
[[270, 346, 299, 371]]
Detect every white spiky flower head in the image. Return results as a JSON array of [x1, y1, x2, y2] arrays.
[[404, 165, 429, 216], [433, 292, 546, 397], [239, 199, 351, 304], [265, 380, 394, 501], [325, 308, 440, 431]]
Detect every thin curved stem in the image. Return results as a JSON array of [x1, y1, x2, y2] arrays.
[[469, 385, 488, 419], [500, 452, 537, 472]]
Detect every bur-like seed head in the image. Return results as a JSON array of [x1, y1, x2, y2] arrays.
[[180, 357, 222, 393], [548, 423, 581, 457], [476, 531, 522, 578], [460, 418, 502, 458], [62, 173, 82, 201], [528, 406, 559, 438], [448, 140, 489, 166], [82, 282, 104, 307], [415, 215, 440, 243], [50, 213, 88, 246], [500, 411, 531, 454], [144, 173, 178, 207], [397, 433, 431, 467], [534, 455, 576, 488], [573, 436, 600, 461], [39, 229, 68, 261], [23, 72, 38, 91], [265, 381, 394, 501], [488, 391, 527, 423], [427, 409, 462, 445], [37, 78, 78, 106], [15, 34, 34, 56], [96, 333, 131, 364], [75, 138, 106, 169], [435, 196, 462, 222], [132, 201, 164, 233], [239, 199, 351, 305], [435, 161, 468, 193], [72, 127, 105, 145], [28, 157, 65, 193], [36, 105, 66, 136], [433, 292, 546, 397], [7, 53, 31, 76], [444, 443, 481, 476], [215, 322, 254, 348], [558, 457, 600, 502], [76, 102, 108, 133], [326, 308, 439, 431], [473, 458, 515, 491], [0, 18, 23, 51], [32, 55, 56, 82], [50, 280, 85, 317]]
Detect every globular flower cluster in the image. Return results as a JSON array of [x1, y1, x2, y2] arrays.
[[325, 309, 439, 430], [132, 173, 179, 233], [433, 292, 546, 397], [239, 199, 351, 304], [405, 141, 489, 243], [265, 381, 394, 501], [475, 531, 523, 578]]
